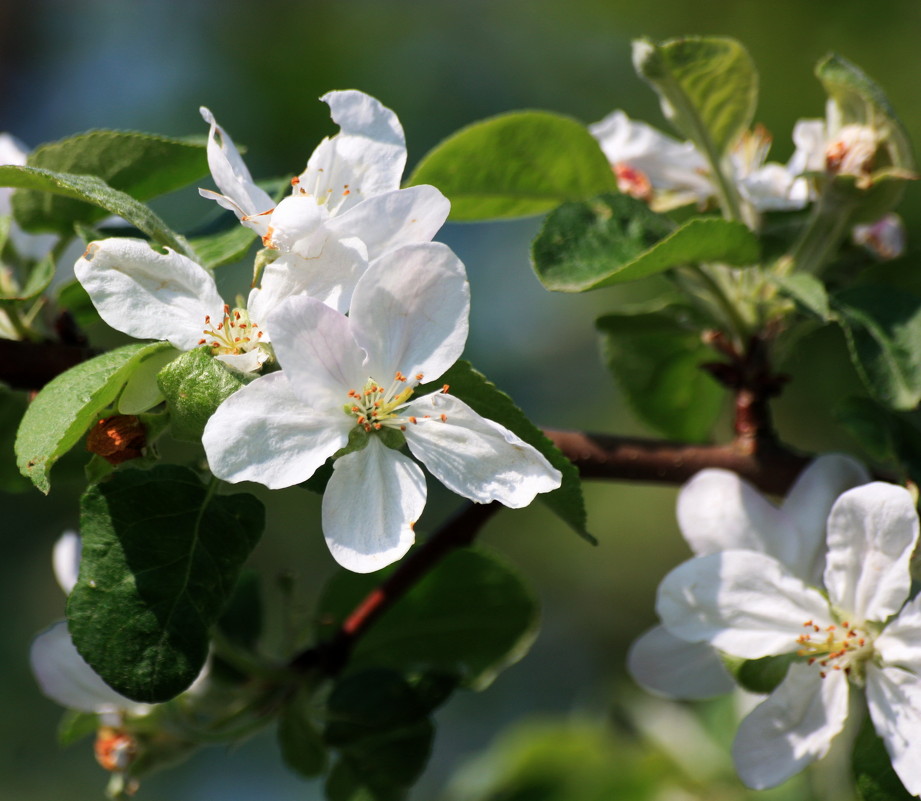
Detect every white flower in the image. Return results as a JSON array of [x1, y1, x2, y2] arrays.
[[788, 109, 882, 187], [202, 242, 562, 573], [852, 213, 906, 261], [201, 91, 450, 313], [75, 237, 270, 373], [31, 532, 154, 719], [657, 482, 921, 794], [628, 454, 870, 699]]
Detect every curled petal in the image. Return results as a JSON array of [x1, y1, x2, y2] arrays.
[[866, 665, 921, 797], [874, 593, 921, 670], [322, 437, 424, 573], [656, 551, 832, 660], [75, 238, 224, 351], [732, 663, 849, 789], [403, 393, 561, 508], [53, 531, 82, 596], [349, 242, 469, 383], [199, 107, 274, 235], [203, 371, 348, 490], [823, 482, 918, 624], [628, 625, 735, 699], [30, 622, 151, 715]]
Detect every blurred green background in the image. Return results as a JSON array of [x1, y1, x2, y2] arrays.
[[2, 1, 920, 798]]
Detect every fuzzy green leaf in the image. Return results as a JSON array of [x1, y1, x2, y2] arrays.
[[15, 341, 171, 492], [853, 718, 915, 801], [188, 224, 258, 270], [68, 466, 264, 702], [532, 194, 758, 292], [406, 111, 617, 221]]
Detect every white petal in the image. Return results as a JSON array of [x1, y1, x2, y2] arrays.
[[627, 625, 735, 699], [53, 532, 82, 596], [732, 663, 850, 789], [203, 371, 348, 489], [789, 119, 828, 174], [199, 107, 274, 234], [866, 665, 921, 796], [326, 185, 450, 261], [738, 163, 811, 211], [823, 483, 918, 623], [75, 238, 225, 351], [349, 242, 469, 383], [403, 393, 560, 507], [266, 295, 367, 408], [30, 622, 151, 715], [117, 345, 179, 414], [295, 90, 406, 217], [214, 349, 267, 374], [262, 194, 326, 254], [322, 437, 424, 572], [253, 236, 369, 318], [875, 593, 921, 670], [656, 551, 832, 659]]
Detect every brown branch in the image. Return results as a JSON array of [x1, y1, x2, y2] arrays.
[[0, 338, 97, 391]]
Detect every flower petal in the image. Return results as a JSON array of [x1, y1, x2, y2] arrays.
[[866, 665, 921, 796], [295, 90, 406, 218], [262, 194, 326, 254], [53, 531, 82, 596], [656, 551, 832, 659], [326, 185, 450, 261], [627, 625, 735, 699], [402, 393, 560, 507], [322, 437, 424, 572], [203, 371, 348, 489], [267, 294, 368, 409], [823, 482, 918, 623], [349, 242, 469, 383], [732, 663, 849, 789], [75, 238, 224, 351], [875, 593, 921, 670], [199, 107, 274, 235], [30, 621, 151, 715]]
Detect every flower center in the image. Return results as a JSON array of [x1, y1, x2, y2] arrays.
[[614, 163, 653, 202], [825, 124, 879, 181], [198, 304, 265, 357], [796, 619, 875, 681], [343, 373, 452, 433]]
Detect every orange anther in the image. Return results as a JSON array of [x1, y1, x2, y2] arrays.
[[440, 414, 447, 422]]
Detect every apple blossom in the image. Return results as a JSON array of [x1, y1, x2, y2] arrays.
[[628, 454, 870, 699], [656, 482, 921, 795], [202, 242, 562, 573], [201, 91, 450, 313]]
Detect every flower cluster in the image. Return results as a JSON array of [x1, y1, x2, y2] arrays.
[[640, 458, 921, 795], [73, 89, 562, 573]]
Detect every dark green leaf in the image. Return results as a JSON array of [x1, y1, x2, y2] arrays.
[[15, 341, 171, 492], [15, 130, 208, 234], [317, 549, 538, 689], [596, 310, 723, 441], [157, 347, 257, 442], [56, 279, 101, 328], [406, 111, 617, 221], [0, 165, 192, 256], [532, 194, 758, 292], [57, 709, 99, 747], [423, 360, 591, 543], [0, 252, 55, 303], [853, 717, 915, 801], [188, 224, 258, 270], [278, 688, 327, 778], [68, 466, 264, 702], [634, 36, 757, 157], [0, 388, 30, 493], [216, 570, 263, 652], [833, 285, 921, 410], [835, 397, 921, 485], [772, 273, 832, 321], [734, 653, 794, 695]]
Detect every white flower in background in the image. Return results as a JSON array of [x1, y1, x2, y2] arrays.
[[788, 111, 881, 186], [0, 133, 57, 260], [201, 90, 450, 313], [853, 213, 906, 260], [589, 110, 810, 214], [657, 482, 921, 795], [75, 238, 271, 373], [203, 242, 562, 573], [30, 531, 154, 720], [628, 454, 870, 699]]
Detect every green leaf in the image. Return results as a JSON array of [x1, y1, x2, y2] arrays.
[[317, 549, 538, 689], [772, 273, 832, 321], [0, 388, 30, 493], [56, 279, 101, 328], [15, 341, 171, 492], [157, 347, 257, 442], [734, 653, 794, 695], [68, 466, 264, 702], [596, 310, 723, 441], [833, 285, 921, 410], [216, 570, 263, 652], [0, 165, 192, 256], [57, 709, 99, 747], [14, 130, 208, 234], [633, 36, 757, 157], [424, 360, 591, 543], [406, 111, 617, 221], [188, 224, 258, 270], [835, 397, 921, 485], [853, 718, 915, 801], [278, 688, 327, 778], [532, 194, 758, 293], [0, 252, 55, 302]]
